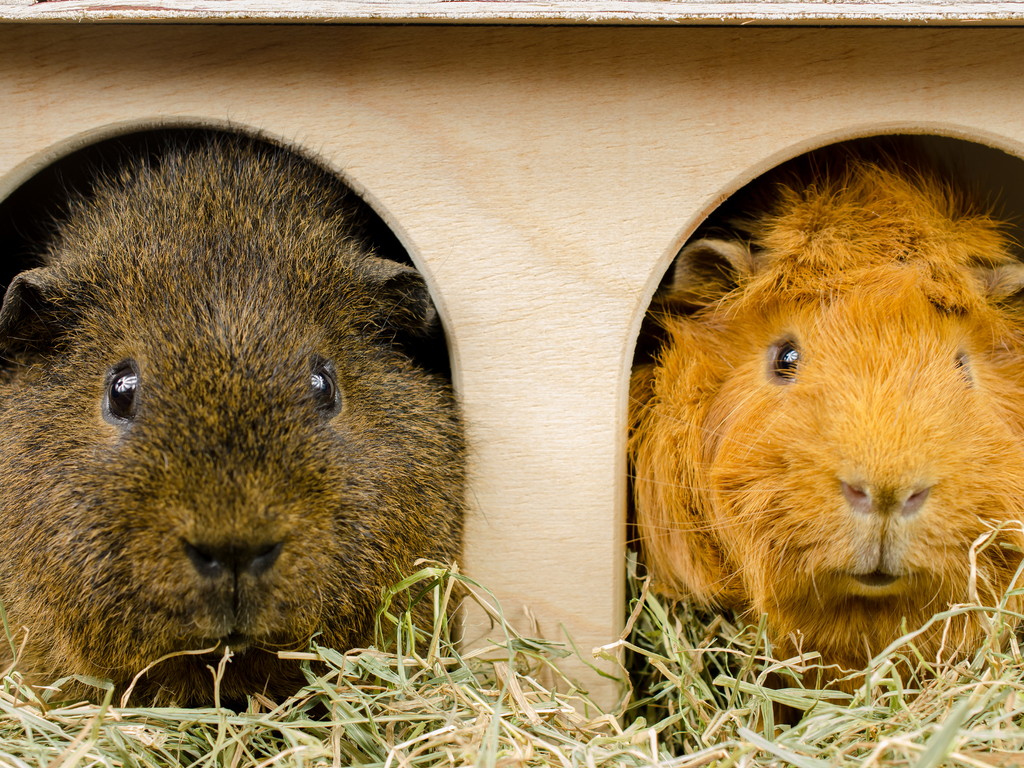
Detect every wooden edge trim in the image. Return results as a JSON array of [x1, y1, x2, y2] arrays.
[[4, 0, 1024, 25]]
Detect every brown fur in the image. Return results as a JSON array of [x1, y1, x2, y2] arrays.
[[630, 154, 1024, 689], [0, 135, 464, 706]]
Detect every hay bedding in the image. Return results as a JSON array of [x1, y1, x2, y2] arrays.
[[2, 554, 1024, 768]]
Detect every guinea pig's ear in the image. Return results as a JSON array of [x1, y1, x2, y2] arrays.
[[0, 268, 67, 359], [973, 261, 1024, 303], [660, 238, 757, 307], [359, 258, 440, 337]]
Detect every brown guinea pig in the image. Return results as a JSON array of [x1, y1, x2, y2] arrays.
[[0, 134, 464, 707], [630, 150, 1024, 689]]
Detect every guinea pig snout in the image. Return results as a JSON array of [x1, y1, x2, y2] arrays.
[[184, 540, 284, 581], [840, 480, 931, 518]]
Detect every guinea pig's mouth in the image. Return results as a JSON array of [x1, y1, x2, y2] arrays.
[[224, 632, 251, 652], [852, 570, 901, 588], [219, 632, 268, 656], [200, 633, 254, 656]]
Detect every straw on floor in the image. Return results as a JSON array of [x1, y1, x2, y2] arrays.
[[2, 550, 1024, 767]]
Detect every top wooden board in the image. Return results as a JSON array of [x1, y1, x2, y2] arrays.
[[5, 0, 1024, 25]]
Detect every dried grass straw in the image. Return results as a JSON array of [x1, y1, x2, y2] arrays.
[[2, 545, 1024, 767]]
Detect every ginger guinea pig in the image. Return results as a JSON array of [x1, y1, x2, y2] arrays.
[[630, 153, 1024, 687], [0, 135, 464, 706]]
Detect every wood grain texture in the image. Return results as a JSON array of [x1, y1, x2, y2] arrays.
[[3, 25, 1024, 707], [5, 0, 1024, 24]]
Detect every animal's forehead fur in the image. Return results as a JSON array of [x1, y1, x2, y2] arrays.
[[731, 160, 1017, 314], [48, 139, 372, 324]]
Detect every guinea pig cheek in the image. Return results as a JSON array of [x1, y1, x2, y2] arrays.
[[702, 361, 813, 575], [703, 367, 877, 612]]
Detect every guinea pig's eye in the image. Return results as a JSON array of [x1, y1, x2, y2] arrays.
[[955, 350, 973, 385], [105, 361, 139, 423], [310, 358, 341, 416], [769, 340, 800, 384]]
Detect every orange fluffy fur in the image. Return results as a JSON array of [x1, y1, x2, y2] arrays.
[[630, 156, 1024, 689]]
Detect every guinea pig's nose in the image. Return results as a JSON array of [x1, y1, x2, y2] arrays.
[[184, 541, 284, 579], [841, 481, 931, 518]]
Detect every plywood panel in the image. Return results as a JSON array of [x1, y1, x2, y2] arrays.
[[2, 25, 1024, 707]]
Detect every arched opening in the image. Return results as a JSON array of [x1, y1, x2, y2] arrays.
[[623, 133, 1024, 726]]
